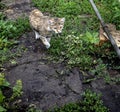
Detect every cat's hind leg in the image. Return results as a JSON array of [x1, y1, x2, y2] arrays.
[[34, 30, 40, 39], [40, 36, 50, 49]]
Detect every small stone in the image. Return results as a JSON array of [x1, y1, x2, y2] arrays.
[[5, 9, 14, 14]]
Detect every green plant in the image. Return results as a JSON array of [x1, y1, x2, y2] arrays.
[[79, 90, 108, 112], [0, 17, 30, 49], [49, 32, 99, 70], [0, 2, 7, 10], [90, 59, 107, 76], [104, 0, 120, 29], [10, 80, 23, 100], [0, 17, 30, 65], [0, 73, 23, 111], [0, 12, 6, 20], [27, 105, 42, 112], [49, 90, 108, 112], [56, 1, 81, 17], [0, 20, 17, 49]]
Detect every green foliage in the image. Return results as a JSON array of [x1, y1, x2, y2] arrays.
[[14, 17, 31, 36], [0, 20, 18, 49], [0, 73, 22, 112], [0, 105, 6, 112], [56, 1, 81, 17], [0, 17, 30, 65], [107, 1, 120, 28], [0, 12, 6, 20], [90, 59, 107, 76], [11, 80, 23, 100], [0, 90, 5, 104], [27, 106, 42, 112], [49, 32, 99, 70], [79, 90, 108, 112], [49, 90, 108, 112], [0, 4, 28, 110], [0, 73, 10, 87], [0, 2, 7, 10], [0, 17, 30, 50]]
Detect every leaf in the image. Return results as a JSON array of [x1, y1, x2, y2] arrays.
[[0, 90, 5, 103], [11, 80, 22, 99], [0, 106, 6, 112], [0, 73, 10, 87], [10, 60, 17, 65]]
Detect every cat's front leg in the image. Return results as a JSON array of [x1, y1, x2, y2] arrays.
[[46, 37, 51, 43], [34, 30, 40, 39], [40, 36, 50, 49]]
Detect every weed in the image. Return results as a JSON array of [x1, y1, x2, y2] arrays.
[[90, 59, 107, 76], [0, 20, 18, 49], [0, 2, 7, 10], [10, 80, 23, 100], [0, 12, 6, 20], [0, 17, 30, 49], [49, 32, 99, 70], [0, 17, 30, 65], [49, 90, 108, 112], [0, 73, 22, 112]]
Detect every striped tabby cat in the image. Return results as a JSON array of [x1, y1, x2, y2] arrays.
[[29, 9, 65, 48]]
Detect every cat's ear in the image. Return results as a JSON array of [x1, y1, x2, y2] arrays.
[[61, 18, 65, 23]]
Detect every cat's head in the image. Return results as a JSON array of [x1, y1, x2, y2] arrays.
[[48, 17, 65, 34]]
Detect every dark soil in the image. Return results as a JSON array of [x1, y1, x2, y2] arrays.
[[1, 0, 120, 112]]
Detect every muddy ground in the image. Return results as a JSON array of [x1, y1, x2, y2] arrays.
[[1, 0, 120, 112]]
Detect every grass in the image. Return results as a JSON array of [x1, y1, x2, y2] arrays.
[[0, 14, 30, 66], [49, 32, 100, 70], [0, 2, 7, 10], [0, 17, 30, 49], [48, 90, 108, 112], [0, 73, 23, 112]]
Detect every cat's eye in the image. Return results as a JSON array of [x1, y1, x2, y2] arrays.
[[54, 27, 57, 29]]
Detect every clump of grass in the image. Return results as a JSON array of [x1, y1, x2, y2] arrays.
[[0, 17, 30, 65], [49, 32, 100, 70], [0, 2, 7, 10], [49, 90, 108, 112], [0, 17, 30, 50], [0, 12, 6, 20], [0, 73, 23, 112]]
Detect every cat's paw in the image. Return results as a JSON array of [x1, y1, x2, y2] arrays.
[[46, 43, 50, 49], [35, 36, 40, 39], [47, 37, 51, 42]]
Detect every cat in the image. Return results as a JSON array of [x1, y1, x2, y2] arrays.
[[29, 9, 65, 48]]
